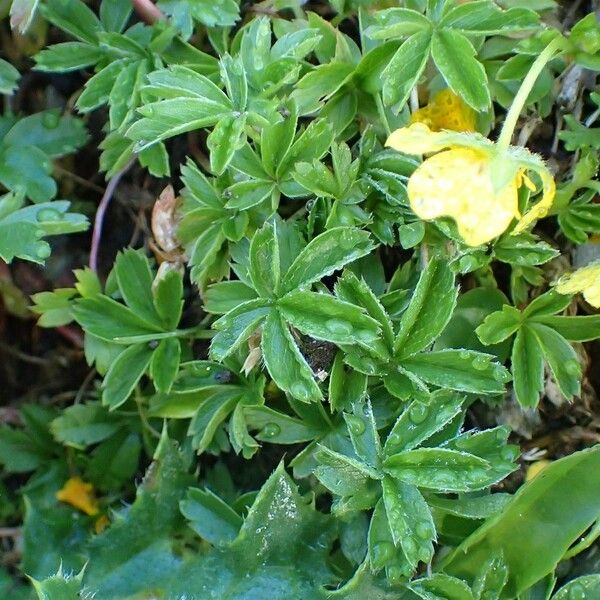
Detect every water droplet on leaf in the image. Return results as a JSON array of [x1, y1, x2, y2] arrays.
[[371, 541, 395, 567], [415, 521, 433, 539], [261, 423, 281, 438], [409, 402, 428, 424], [346, 414, 365, 436], [291, 382, 311, 400], [42, 112, 60, 129], [472, 355, 491, 371], [37, 208, 62, 222], [325, 319, 353, 335]]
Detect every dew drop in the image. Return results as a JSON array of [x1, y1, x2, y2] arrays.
[[291, 382, 311, 400], [371, 541, 395, 567], [493, 365, 510, 382], [459, 350, 470, 360], [261, 422, 281, 438], [339, 232, 355, 250], [402, 537, 417, 556], [36, 244, 51, 260], [415, 521, 433, 540], [501, 447, 516, 461], [568, 583, 586, 600], [325, 319, 353, 336], [346, 414, 366, 436], [418, 546, 433, 563], [472, 355, 491, 371], [42, 111, 60, 129], [565, 359, 580, 377], [408, 402, 428, 424], [37, 208, 61, 222], [361, 357, 378, 374], [387, 565, 403, 584]]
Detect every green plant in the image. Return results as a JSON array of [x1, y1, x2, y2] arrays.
[[2, 0, 600, 599]]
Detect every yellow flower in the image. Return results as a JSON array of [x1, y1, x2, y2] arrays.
[[556, 262, 600, 308], [56, 477, 99, 516], [410, 89, 477, 133], [385, 123, 556, 246]]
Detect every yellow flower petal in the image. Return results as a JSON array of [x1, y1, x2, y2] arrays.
[[513, 167, 556, 234], [408, 148, 520, 246], [556, 262, 600, 308], [386, 123, 456, 155], [56, 477, 99, 516], [526, 460, 551, 482], [410, 89, 477, 133]]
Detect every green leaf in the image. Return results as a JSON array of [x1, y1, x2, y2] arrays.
[[180, 487, 242, 546], [431, 28, 490, 111], [369, 8, 432, 40], [278, 290, 381, 345], [31, 566, 85, 600], [189, 389, 240, 453], [552, 576, 600, 600], [532, 314, 600, 341], [440, 1, 538, 35], [34, 42, 105, 72], [476, 305, 521, 345], [114, 250, 161, 326], [100, 0, 132, 32], [73, 295, 162, 342], [50, 402, 119, 449], [512, 326, 544, 408], [261, 311, 323, 403], [343, 400, 381, 468], [529, 323, 581, 401], [442, 447, 600, 598], [0, 145, 55, 202], [384, 391, 464, 456], [522, 290, 571, 318], [40, 0, 102, 44], [210, 299, 271, 361], [281, 227, 374, 294], [0, 58, 20, 95], [149, 338, 181, 393], [208, 113, 247, 175], [382, 476, 435, 569], [382, 30, 432, 108], [394, 258, 458, 359], [383, 448, 494, 492], [249, 219, 281, 298], [402, 350, 510, 394], [245, 406, 322, 444], [88, 429, 141, 490], [102, 343, 154, 409], [153, 267, 184, 330], [409, 573, 474, 600]]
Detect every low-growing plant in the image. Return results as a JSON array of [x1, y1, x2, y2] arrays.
[[1, 0, 600, 599]]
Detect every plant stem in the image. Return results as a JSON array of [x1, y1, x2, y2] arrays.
[[497, 36, 566, 151], [132, 0, 164, 23]]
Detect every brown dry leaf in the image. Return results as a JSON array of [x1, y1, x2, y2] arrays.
[[152, 185, 181, 255]]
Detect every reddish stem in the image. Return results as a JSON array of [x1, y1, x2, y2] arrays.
[[89, 159, 135, 273], [132, 0, 164, 24]]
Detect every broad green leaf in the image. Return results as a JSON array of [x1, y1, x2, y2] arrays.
[[244, 406, 322, 444], [384, 391, 464, 456], [442, 447, 600, 598], [31, 567, 85, 600], [281, 227, 374, 294], [261, 109, 298, 177], [329, 353, 368, 412], [0, 58, 20, 95], [382, 476, 435, 569], [189, 389, 240, 453], [523, 290, 571, 318], [88, 429, 141, 490], [382, 30, 432, 108], [431, 28, 490, 111], [100, 0, 132, 32], [402, 350, 510, 394], [261, 311, 323, 403], [40, 0, 102, 44], [512, 326, 544, 408], [383, 448, 493, 492], [343, 400, 381, 468], [102, 343, 154, 409], [153, 267, 184, 330], [394, 258, 457, 358], [0, 145, 55, 202], [278, 290, 381, 345], [369, 8, 432, 40]]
